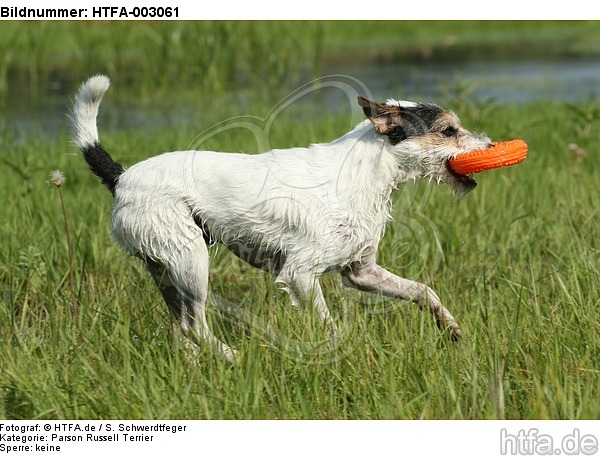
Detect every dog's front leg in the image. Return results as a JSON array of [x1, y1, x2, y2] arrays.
[[276, 270, 337, 335], [342, 264, 461, 339]]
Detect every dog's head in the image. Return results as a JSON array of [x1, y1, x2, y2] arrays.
[[359, 97, 492, 198]]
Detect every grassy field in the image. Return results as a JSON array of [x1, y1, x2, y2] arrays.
[[0, 21, 599, 420], [1, 96, 598, 419]]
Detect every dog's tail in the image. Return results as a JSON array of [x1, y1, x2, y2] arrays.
[[70, 75, 124, 196]]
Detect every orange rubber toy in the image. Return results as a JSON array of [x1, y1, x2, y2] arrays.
[[448, 139, 528, 175]]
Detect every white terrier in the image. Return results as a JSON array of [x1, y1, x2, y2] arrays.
[[71, 75, 491, 362]]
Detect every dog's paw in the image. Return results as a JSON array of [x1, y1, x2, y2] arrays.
[[436, 319, 462, 341], [220, 347, 240, 364], [449, 324, 463, 341]]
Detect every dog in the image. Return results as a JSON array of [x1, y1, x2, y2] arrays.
[[70, 75, 492, 362]]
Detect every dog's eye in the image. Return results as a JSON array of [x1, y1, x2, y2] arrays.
[[442, 126, 457, 137]]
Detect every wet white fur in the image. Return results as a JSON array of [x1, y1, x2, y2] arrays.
[[71, 74, 110, 150], [385, 98, 418, 108], [72, 75, 492, 362]]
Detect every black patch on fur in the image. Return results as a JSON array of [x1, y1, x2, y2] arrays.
[[82, 141, 125, 196], [386, 127, 407, 145], [385, 103, 445, 145], [405, 103, 445, 130]]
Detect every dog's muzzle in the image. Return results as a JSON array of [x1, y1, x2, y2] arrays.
[[445, 160, 477, 199]]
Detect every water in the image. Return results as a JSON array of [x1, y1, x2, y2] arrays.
[[3, 58, 600, 139], [324, 58, 600, 103]]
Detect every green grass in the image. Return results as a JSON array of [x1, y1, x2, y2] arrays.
[[1, 96, 598, 419]]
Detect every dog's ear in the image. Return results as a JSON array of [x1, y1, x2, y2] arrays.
[[358, 97, 402, 134]]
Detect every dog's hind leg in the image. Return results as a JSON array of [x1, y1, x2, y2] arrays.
[[342, 263, 462, 340], [143, 238, 238, 363]]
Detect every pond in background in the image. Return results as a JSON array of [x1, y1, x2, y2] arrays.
[[328, 59, 600, 103], [3, 57, 600, 139]]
